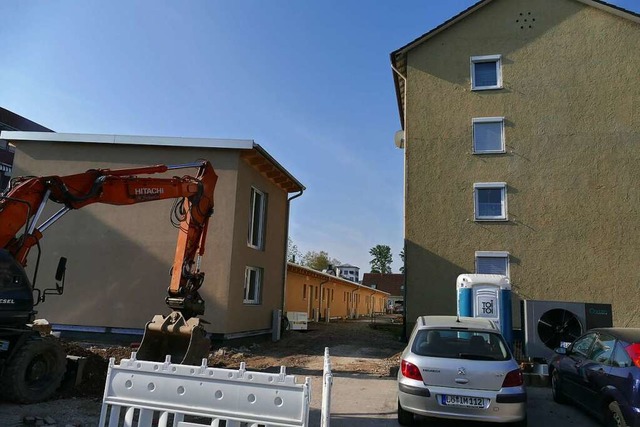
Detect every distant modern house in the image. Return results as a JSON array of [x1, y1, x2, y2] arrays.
[[3, 131, 304, 340], [390, 0, 640, 329], [335, 264, 360, 282], [362, 273, 405, 311], [0, 107, 52, 188], [285, 263, 388, 321]]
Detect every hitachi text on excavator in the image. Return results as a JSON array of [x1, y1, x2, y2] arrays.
[[0, 160, 217, 403]]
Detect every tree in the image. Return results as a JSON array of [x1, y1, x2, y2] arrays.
[[301, 250, 341, 272], [287, 237, 302, 263], [369, 244, 392, 274], [399, 249, 405, 274]]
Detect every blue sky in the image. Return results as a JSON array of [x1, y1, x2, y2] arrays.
[[1, 0, 638, 273]]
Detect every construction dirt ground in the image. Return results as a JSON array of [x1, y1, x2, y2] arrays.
[[0, 316, 406, 426]]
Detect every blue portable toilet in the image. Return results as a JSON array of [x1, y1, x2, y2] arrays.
[[457, 274, 513, 347]]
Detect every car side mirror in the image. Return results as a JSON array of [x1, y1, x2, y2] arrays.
[[555, 347, 567, 355]]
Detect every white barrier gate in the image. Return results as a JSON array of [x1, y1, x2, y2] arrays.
[[99, 353, 311, 427], [320, 347, 332, 427]]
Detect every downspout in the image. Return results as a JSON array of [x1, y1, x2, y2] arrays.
[[350, 286, 359, 319], [391, 63, 408, 341], [318, 278, 329, 322], [369, 291, 377, 317], [281, 190, 304, 334]]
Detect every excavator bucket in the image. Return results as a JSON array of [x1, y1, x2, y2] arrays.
[[136, 311, 211, 365]]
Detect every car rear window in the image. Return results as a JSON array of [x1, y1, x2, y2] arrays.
[[411, 329, 510, 361]]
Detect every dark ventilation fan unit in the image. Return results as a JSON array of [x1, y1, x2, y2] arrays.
[[523, 300, 613, 362]]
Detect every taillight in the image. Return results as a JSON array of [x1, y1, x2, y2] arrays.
[[502, 369, 523, 387], [625, 343, 640, 368], [401, 360, 423, 381]]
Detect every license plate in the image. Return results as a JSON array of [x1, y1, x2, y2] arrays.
[[441, 394, 486, 408]]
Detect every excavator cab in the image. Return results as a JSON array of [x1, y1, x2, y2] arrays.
[[0, 249, 34, 326]]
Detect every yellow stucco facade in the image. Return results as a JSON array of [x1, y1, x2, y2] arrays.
[[285, 263, 389, 320], [392, 0, 640, 329]]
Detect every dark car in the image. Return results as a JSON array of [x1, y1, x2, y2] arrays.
[[549, 328, 640, 427]]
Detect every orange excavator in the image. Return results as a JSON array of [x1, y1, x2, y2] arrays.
[[0, 160, 217, 402]]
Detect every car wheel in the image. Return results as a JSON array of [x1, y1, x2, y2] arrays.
[[606, 401, 628, 427], [0, 336, 66, 403], [551, 370, 568, 404], [397, 400, 414, 426]]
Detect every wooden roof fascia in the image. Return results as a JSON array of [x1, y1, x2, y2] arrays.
[[241, 147, 305, 193], [258, 163, 275, 173]]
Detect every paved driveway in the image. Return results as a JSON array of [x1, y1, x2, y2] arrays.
[[309, 375, 600, 427], [0, 374, 600, 426]]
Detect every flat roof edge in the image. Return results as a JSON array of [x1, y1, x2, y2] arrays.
[[0, 131, 255, 150]]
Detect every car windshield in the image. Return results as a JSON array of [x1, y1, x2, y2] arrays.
[[412, 329, 510, 361]]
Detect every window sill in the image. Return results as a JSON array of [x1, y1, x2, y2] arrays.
[[474, 218, 509, 222], [472, 151, 506, 155], [471, 86, 503, 91], [243, 302, 262, 305]]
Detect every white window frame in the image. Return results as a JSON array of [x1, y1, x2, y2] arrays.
[[248, 187, 266, 250], [243, 266, 263, 304], [472, 117, 505, 154], [474, 182, 508, 221], [470, 54, 502, 91], [475, 251, 510, 277]]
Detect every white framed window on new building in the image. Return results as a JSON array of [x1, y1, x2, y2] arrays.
[[248, 187, 267, 250], [474, 182, 507, 221], [475, 251, 510, 277], [473, 117, 505, 153], [471, 55, 502, 90], [244, 266, 263, 304]]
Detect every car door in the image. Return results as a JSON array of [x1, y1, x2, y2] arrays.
[[561, 332, 597, 400], [580, 332, 616, 414], [606, 341, 636, 409]]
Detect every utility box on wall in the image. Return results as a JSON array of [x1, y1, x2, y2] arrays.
[[457, 274, 512, 346]]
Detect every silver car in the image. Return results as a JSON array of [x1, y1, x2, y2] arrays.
[[397, 316, 527, 426]]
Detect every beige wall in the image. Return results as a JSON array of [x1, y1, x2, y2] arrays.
[[13, 140, 290, 336], [225, 157, 289, 334], [403, 0, 640, 327]]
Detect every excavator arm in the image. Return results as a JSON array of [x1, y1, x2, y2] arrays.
[[0, 160, 217, 365]]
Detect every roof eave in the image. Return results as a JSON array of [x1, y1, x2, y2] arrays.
[[2, 131, 305, 194], [0, 131, 255, 150], [389, 0, 640, 128]]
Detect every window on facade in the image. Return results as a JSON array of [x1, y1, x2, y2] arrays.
[[474, 182, 507, 220], [471, 55, 502, 90], [473, 117, 505, 153], [248, 187, 267, 250], [475, 251, 510, 276], [244, 266, 263, 304], [303, 284, 307, 300]]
